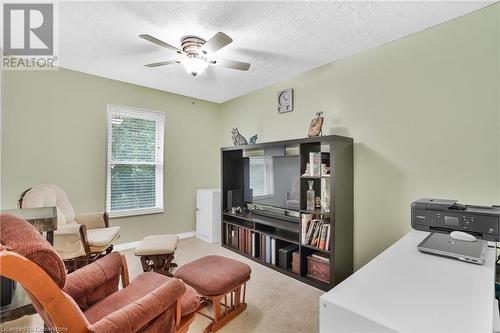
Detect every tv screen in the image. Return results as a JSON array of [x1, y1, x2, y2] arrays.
[[243, 155, 299, 210]]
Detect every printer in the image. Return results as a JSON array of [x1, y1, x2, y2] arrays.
[[411, 198, 500, 242]]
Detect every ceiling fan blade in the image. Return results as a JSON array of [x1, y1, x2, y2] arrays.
[[144, 60, 180, 68], [210, 58, 250, 71], [139, 34, 182, 54], [201, 32, 233, 54]]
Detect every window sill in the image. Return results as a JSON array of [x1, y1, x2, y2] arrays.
[[108, 207, 164, 219]]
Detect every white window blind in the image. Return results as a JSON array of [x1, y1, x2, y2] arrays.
[[106, 105, 164, 217], [249, 157, 274, 198]]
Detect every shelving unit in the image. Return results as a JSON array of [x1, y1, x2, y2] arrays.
[[221, 135, 353, 291]]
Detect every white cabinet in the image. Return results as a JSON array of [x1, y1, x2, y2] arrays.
[[196, 189, 221, 244]]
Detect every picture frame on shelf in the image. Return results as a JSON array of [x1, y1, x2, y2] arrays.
[[308, 111, 324, 137]]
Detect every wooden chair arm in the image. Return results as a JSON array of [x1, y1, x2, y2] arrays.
[[176, 312, 196, 333], [120, 254, 130, 288], [176, 300, 181, 326], [79, 224, 91, 255], [103, 212, 109, 228]]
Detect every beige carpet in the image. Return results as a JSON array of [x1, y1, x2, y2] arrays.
[[1, 237, 323, 333]]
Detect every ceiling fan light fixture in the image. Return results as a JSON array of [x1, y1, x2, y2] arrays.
[[140, 32, 250, 75], [181, 57, 208, 76]]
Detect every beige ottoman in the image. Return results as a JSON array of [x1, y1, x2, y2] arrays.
[[134, 234, 178, 276]]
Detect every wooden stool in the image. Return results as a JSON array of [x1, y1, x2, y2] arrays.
[[134, 234, 178, 276], [174, 255, 251, 333]]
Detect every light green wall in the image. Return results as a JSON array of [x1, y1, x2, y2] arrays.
[[1, 68, 220, 243], [218, 4, 500, 268], [497, 4, 500, 209], [1, 5, 498, 269]]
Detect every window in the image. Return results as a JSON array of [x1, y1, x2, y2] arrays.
[[106, 105, 164, 217], [249, 157, 274, 198]]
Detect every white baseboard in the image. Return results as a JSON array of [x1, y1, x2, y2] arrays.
[[178, 231, 196, 239], [114, 241, 141, 251], [114, 231, 196, 252]]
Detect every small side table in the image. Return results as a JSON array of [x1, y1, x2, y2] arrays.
[[0, 207, 58, 323]]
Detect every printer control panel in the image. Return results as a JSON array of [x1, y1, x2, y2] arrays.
[[412, 209, 499, 241]]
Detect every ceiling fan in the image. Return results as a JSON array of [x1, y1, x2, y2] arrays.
[[139, 32, 250, 77]]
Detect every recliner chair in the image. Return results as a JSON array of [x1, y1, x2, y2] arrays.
[[19, 184, 120, 271], [0, 214, 199, 333]]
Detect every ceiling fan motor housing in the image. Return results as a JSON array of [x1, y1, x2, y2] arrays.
[[181, 36, 206, 57]]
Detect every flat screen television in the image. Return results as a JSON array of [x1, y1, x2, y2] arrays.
[[243, 155, 300, 211]]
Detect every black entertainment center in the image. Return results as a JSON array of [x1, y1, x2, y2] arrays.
[[221, 135, 353, 290]]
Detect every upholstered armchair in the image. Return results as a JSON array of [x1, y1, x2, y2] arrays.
[[18, 184, 121, 271], [0, 214, 200, 333]]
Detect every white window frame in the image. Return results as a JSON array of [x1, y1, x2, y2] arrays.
[[249, 156, 274, 199], [106, 104, 165, 218]]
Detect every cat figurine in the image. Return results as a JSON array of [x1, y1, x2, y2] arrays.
[[231, 128, 248, 146]]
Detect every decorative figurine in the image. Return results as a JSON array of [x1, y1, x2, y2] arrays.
[[249, 134, 258, 144], [308, 111, 324, 137], [302, 162, 311, 176], [310, 152, 321, 177], [231, 206, 242, 214], [321, 164, 331, 176], [306, 181, 315, 211], [231, 128, 248, 146], [315, 196, 321, 209]]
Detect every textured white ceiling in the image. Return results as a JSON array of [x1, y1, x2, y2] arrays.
[[59, 1, 493, 103]]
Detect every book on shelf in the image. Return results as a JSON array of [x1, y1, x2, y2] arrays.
[[260, 234, 265, 261], [225, 224, 288, 267], [320, 224, 327, 246], [230, 226, 256, 255], [225, 224, 229, 246], [311, 222, 322, 247], [301, 213, 313, 244], [247, 230, 251, 254], [302, 217, 331, 250], [251, 232, 255, 257], [242, 229, 245, 253], [304, 220, 313, 244], [271, 238, 276, 265], [238, 228, 243, 251], [266, 235, 271, 264], [325, 224, 331, 251], [308, 220, 322, 245], [318, 224, 329, 249], [225, 224, 239, 249], [232, 227, 238, 248]]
